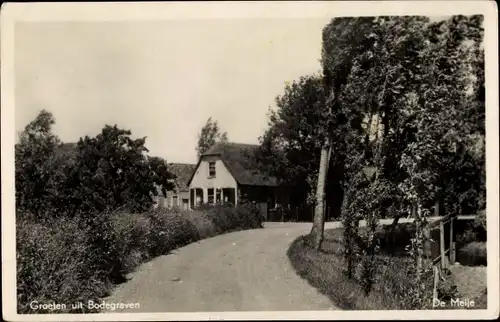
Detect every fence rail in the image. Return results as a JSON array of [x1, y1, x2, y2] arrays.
[[430, 212, 476, 306]]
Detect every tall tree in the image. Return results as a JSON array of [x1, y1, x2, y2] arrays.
[[196, 117, 228, 157], [397, 16, 484, 300], [65, 125, 175, 215], [340, 16, 431, 234], [15, 110, 65, 218], [257, 76, 326, 212], [308, 17, 379, 250]]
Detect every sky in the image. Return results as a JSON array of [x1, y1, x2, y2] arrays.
[[15, 19, 331, 164]]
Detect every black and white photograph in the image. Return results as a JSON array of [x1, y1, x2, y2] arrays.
[[1, 1, 498, 321]]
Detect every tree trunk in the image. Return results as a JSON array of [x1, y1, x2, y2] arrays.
[[309, 136, 331, 250], [414, 203, 427, 299]]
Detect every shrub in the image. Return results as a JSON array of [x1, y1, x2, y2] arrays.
[[183, 210, 219, 239], [144, 208, 200, 257], [376, 223, 415, 255], [236, 202, 263, 229], [203, 204, 235, 233], [81, 211, 133, 284], [17, 204, 262, 313], [202, 203, 263, 233], [437, 271, 460, 301], [108, 212, 154, 274], [16, 214, 107, 313]]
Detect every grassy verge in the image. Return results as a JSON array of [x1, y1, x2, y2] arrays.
[[287, 225, 487, 310], [287, 227, 420, 310], [16, 203, 262, 314]]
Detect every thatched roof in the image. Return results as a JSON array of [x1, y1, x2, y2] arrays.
[[188, 142, 279, 187], [167, 163, 196, 191]]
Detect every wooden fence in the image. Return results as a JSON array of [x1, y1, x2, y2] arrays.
[[429, 213, 476, 305], [429, 215, 457, 269]]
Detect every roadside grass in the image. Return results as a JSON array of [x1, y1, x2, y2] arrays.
[[448, 264, 487, 309], [288, 223, 487, 310], [16, 203, 262, 314], [287, 227, 421, 310]]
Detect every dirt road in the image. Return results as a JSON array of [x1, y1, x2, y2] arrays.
[[104, 222, 340, 312]]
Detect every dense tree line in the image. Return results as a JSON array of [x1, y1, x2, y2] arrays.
[[15, 110, 175, 220], [257, 15, 485, 303]]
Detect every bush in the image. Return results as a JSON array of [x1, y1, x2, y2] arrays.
[[201, 202, 263, 233], [16, 214, 107, 313], [17, 204, 262, 313], [437, 271, 460, 301], [183, 210, 219, 239], [144, 208, 200, 257], [108, 212, 154, 274], [376, 223, 415, 256]]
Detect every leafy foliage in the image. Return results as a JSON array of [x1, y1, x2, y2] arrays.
[[15, 110, 263, 313], [327, 15, 484, 302], [259, 14, 485, 304], [15, 110, 65, 218], [196, 117, 228, 157], [15, 113, 176, 218], [63, 125, 175, 215], [257, 75, 326, 209], [17, 205, 262, 313]]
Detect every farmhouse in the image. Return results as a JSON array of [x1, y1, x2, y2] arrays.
[[187, 142, 291, 219], [154, 163, 197, 211]]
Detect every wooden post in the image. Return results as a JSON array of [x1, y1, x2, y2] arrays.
[[440, 220, 446, 270], [449, 217, 456, 265], [434, 199, 440, 217], [433, 265, 439, 306]]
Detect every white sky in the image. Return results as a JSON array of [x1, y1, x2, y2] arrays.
[[13, 14, 457, 165], [15, 19, 330, 164]]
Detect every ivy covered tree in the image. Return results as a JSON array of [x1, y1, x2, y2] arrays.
[[256, 15, 484, 304], [317, 14, 485, 303], [396, 16, 485, 302], [317, 17, 383, 252]]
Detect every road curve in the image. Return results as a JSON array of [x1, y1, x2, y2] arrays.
[[104, 222, 340, 312]]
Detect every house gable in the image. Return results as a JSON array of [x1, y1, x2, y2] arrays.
[[189, 155, 238, 189], [187, 142, 280, 187]]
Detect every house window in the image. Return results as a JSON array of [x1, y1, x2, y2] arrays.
[[208, 188, 214, 205], [208, 162, 216, 177], [172, 195, 178, 208], [195, 189, 203, 207], [216, 188, 221, 203], [190, 189, 195, 209]]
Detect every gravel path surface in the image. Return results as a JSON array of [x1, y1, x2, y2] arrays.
[[104, 222, 340, 312], [103, 218, 442, 313]]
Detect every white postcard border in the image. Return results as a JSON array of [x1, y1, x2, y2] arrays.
[[2, 1, 498, 321]]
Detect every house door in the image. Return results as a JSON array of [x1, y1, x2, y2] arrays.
[[182, 198, 189, 211], [222, 188, 236, 205]]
